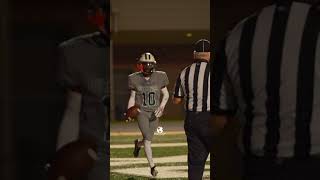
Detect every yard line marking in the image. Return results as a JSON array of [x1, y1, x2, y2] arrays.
[[111, 155, 210, 167], [111, 131, 185, 136], [111, 155, 187, 166], [112, 165, 210, 179], [110, 142, 187, 149]]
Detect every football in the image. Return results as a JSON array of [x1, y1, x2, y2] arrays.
[[156, 126, 164, 134], [125, 105, 140, 120], [47, 137, 98, 180]]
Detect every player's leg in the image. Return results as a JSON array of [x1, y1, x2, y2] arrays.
[[145, 112, 159, 176], [137, 111, 159, 176], [132, 110, 144, 157], [133, 139, 144, 157], [136, 111, 150, 157], [185, 112, 209, 180]]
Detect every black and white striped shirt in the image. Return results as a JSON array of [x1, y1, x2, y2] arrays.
[[174, 60, 210, 112], [212, 1, 320, 158]]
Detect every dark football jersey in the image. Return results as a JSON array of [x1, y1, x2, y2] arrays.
[[57, 31, 109, 140], [128, 71, 169, 112]]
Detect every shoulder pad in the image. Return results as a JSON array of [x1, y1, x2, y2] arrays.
[[128, 72, 141, 77], [155, 70, 166, 74], [154, 71, 167, 75], [59, 32, 101, 49]]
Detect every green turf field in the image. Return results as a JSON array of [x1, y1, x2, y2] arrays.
[[110, 133, 186, 144], [110, 134, 210, 179]]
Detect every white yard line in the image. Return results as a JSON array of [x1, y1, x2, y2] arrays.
[[111, 142, 211, 179], [111, 155, 210, 167], [111, 131, 185, 136], [111, 142, 187, 149], [112, 165, 210, 179], [111, 155, 187, 166], [111, 155, 210, 178]]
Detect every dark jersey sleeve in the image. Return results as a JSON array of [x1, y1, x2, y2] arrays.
[[160, 72, 169, 88], [57, 43, 80, 91], [128, 74, 136, 91]]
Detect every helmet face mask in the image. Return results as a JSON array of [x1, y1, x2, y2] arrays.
[[137, 52, 157, 76], [88, 9, 105, 29], [140, 62, 156, 76], [87, 0, 108, 32]]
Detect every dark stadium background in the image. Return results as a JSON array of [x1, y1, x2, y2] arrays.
[[0, 0, 274, 180], [111, 0, 274, 122], [110, 0, 210, 121]]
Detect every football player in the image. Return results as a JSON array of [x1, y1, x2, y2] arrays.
[[126, 52, 170, 177], [54, 0, 109, 179]]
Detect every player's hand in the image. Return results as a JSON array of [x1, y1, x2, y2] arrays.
[[125, 116, 135, 123], [124, 113, 135, 123], [154, 106, 165, 118], [124, 105, 140, 123]]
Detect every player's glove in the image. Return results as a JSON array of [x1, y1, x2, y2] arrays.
[[154, 105, 165, 118], [124, 115, 134, 123], [124, 105, 140, 123]]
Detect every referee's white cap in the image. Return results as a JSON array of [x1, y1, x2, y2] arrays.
[[193, 39, 211, 52]]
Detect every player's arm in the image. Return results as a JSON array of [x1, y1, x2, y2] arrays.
[[56, 44, 82, 150], [127, 74, 137, 109], [125, 90, 141, 122], [56, 90, 82, 150], [160, 87, 169, 107], [155, 87, 169, 118], [210, 37, 237, 135], [172, 73, 184, 105], [127, 90, 136, 109], [125, 75, 141, 121], [155, 72, 170, 118]]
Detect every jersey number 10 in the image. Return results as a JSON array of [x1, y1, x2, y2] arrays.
[[142, 92, 156, 106]]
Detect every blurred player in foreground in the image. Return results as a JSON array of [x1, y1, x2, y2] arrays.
[[50, 0, 110, 179], [125, 52, 170, 177]]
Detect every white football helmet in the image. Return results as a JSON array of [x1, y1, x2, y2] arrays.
[[137, 52, 157, 76], [138, 52, 157, 64]]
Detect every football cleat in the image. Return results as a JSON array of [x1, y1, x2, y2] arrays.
[[133, 139, 141, 158], [150, 165, 158, 177]]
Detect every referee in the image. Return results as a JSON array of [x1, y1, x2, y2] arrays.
[[211, 0, 320, 179], [173, 39, 211, 180]]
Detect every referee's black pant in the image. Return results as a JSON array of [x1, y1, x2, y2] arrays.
[[243, 155, 320, 180], [185, 111, 212, 180]]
